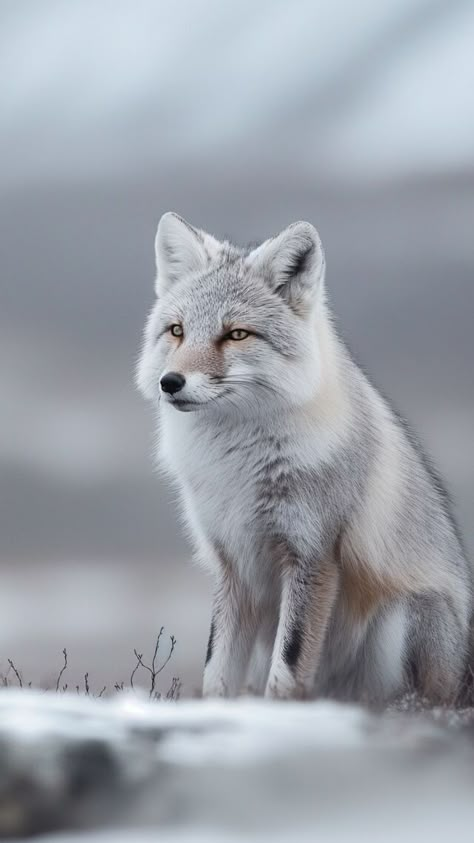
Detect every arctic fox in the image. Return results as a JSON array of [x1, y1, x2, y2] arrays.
[[137, 212, 472, 704]]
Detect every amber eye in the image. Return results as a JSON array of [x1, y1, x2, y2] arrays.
[[170, 324, 183, 337], [227, 329, 249, 341]]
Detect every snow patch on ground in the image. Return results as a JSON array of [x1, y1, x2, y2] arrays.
[[0, 690, 474, 841]]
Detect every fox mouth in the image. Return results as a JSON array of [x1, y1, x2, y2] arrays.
[[164, 396, 204, 412]]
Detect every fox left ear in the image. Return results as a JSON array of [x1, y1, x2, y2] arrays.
[[247, 222, 325, 313], [154, 212, 221, 295]]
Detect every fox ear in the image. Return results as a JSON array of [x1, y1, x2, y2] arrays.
[[154, 212, 220, 294], [247, 222, 325, 313]]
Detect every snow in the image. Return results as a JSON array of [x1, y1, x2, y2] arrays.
[[0, 689, 473, 841]]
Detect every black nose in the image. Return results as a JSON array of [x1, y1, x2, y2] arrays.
[[160, 372, 186, 394]]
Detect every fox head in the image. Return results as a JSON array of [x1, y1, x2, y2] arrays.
[[136, 212, 327, 417]]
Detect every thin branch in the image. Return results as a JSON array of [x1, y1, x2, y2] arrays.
[[151, 627, 165, 678], [131, 632, 177, 698], [55, 648, 68, 693], [7, 659, 22, 688], [155, 636, 176, 678], [130, 652, 144, 690], [166, 677, 182, 701], [2, 630, 177, 700]]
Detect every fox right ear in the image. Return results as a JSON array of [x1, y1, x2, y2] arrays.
[[154, 212, 219, 295], [247, 221, 325, 314]]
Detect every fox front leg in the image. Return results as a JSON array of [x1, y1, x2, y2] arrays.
[[265, 557, 339, 700], [203, 573, 259, 698]]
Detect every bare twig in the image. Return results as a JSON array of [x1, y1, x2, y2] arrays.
[[1, 629, 178, 700], [166, 677, 182, 701], [7, 659, 22, 688], [151, 627, 165, 678], [55, 648, 68, 693], [130, 652, 144, 690], [133, 650, 151, 676], [156, 636, 176, 678], [131, 632, 177, 698]]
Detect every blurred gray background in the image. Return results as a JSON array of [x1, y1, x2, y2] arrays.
[[1, 0, 473, 695]]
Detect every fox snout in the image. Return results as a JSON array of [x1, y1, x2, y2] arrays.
[[160, 371, 186, 394], [159, 369, 208, 412]]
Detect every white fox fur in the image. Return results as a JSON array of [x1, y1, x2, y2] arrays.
[[137, 212, 472, 704]]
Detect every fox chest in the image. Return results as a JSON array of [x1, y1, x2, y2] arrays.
[[160, 416, 324, 574], [174, 434, 272, 544]]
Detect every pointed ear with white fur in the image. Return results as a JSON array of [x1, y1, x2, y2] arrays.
[[247, 221, 325, 313], [154, 212, 220, 295]]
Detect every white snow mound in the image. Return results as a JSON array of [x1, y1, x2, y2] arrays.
[[0, 690, 473, 841]]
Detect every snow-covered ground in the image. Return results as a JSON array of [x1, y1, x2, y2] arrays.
[[1, 690, 474, 842]]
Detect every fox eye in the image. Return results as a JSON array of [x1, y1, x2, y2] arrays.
[[227, 329, 249, 341], [169, 324, 183, 337]]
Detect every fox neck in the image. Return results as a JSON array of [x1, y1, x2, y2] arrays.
[[304, 303, 352, 432]]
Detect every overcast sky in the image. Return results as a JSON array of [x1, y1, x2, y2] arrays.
[[1, 0, 473, 188]]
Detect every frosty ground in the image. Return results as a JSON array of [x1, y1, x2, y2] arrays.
[[1, 690, 474, 842]]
